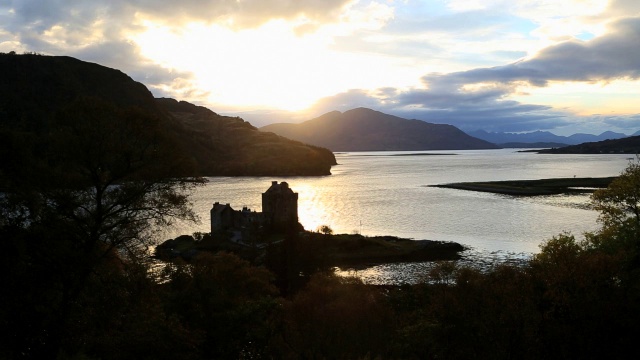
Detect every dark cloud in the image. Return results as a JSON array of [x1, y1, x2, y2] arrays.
[[395, 85, 511, 108], [606, 0, 640, 17], [602, 114, 640, 130], [390, 105, 569, 133], [424, 17, 640, 87], [4, 0, 352, 34], [308, 86, 566, 133], [386, 86, 566, 133], [70, 40, 197, 89]]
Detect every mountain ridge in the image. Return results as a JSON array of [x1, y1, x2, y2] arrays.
[[468, 129, 628, 147], [0, 53, 336, 176], [261, 107, 499, 151]]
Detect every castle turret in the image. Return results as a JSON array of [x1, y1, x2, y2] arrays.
[[262, 181, 299, 231], [211, 202, 235, 232]]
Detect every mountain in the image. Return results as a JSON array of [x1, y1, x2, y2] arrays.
[[0, 53, 335, 176], [260, 108, 498, 151], [499, 142, 569, 149], [536, 135, 640, 154], [469, 129, 628, 147], [155, 98, 336, 175], [567, 131, 628, 144]]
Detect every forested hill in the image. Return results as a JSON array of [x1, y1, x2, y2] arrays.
[[260, 107, 499, 151], [155, 98, 336, 175], [536, 135, 640, 154], [0, 53, 335, 176]]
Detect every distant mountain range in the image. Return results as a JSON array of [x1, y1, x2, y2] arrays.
[[260, 108, 498, 151], [0, 53, 336, 176], [468, 129, 629, 147]]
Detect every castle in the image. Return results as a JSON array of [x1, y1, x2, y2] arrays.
[[210, 181, 301, 236]]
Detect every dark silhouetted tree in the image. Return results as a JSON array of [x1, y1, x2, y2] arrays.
[[0, 97, 202, 359]]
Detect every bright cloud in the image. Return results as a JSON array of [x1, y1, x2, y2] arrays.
[[132, 2, 399, 111]]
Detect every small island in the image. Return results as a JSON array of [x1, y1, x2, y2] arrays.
[[430, 176, 616, 196], [156, 232, 465, 266], [156, 181, 465, 266]]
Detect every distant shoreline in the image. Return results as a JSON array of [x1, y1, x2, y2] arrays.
[[430, 176, 616, 196], [346, 153, 458, 157]]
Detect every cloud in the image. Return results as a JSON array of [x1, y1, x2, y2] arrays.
[[306, 85, 566, 133], [3, 0, 640, 135], [425, 17, 640, 87], [605, 0, 640, 17], [1, 1, 224, 100], [0, 0, 367, 103], [307, 16, 640, 133], [139, 0, 352, 26], [5, 0, 354, 34], [602, 114, 640, 130], [309, 89, 387, 115]]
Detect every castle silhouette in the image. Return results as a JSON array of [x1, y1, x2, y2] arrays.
[[210, 181, 301, 236]]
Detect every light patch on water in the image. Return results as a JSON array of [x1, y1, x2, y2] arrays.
[[334, 248, 532, 285]]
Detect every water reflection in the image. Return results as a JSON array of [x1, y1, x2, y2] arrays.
[[162, 149, 629, 255], [334, 248, 532, 285]]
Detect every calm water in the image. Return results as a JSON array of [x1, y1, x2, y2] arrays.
[[165, 149, 632, 283]]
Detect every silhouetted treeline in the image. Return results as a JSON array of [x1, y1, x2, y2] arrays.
[[3, 231, 639, 359]]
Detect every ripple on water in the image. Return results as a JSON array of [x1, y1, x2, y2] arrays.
[[334, 248, 532, 285]]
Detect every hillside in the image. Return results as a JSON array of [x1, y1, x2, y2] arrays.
[[469, 129, 627, 146], [536, 135, 640, 154], [155, 98, 336, 175], [499, 142, 569, 149], [0, 53, 335, 176], [260, 108, 498, 151]]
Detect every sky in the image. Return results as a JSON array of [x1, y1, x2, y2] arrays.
[[1, 0, 639, 135]]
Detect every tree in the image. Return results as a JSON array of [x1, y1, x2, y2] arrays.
[[0, 97, 203, 358], [317, 224, 333, 235], [160, 252, 281, 359], [589, 157, 640, 262], [282, 274, 394, 359]]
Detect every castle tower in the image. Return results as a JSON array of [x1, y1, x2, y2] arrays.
[[210, 202, 234, 232], [262, 181, 299, 231]]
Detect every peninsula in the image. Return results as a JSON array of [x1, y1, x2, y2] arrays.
[[431, 177, 616, 196]]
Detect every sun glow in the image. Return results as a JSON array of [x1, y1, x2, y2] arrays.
[[131, 10, 416, 112], [511, 80, 640, 115], [133, 21, 330, 110]]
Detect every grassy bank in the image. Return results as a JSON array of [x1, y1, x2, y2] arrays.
[[430, 176, 616, 196], [309, 234, 465, 266]]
